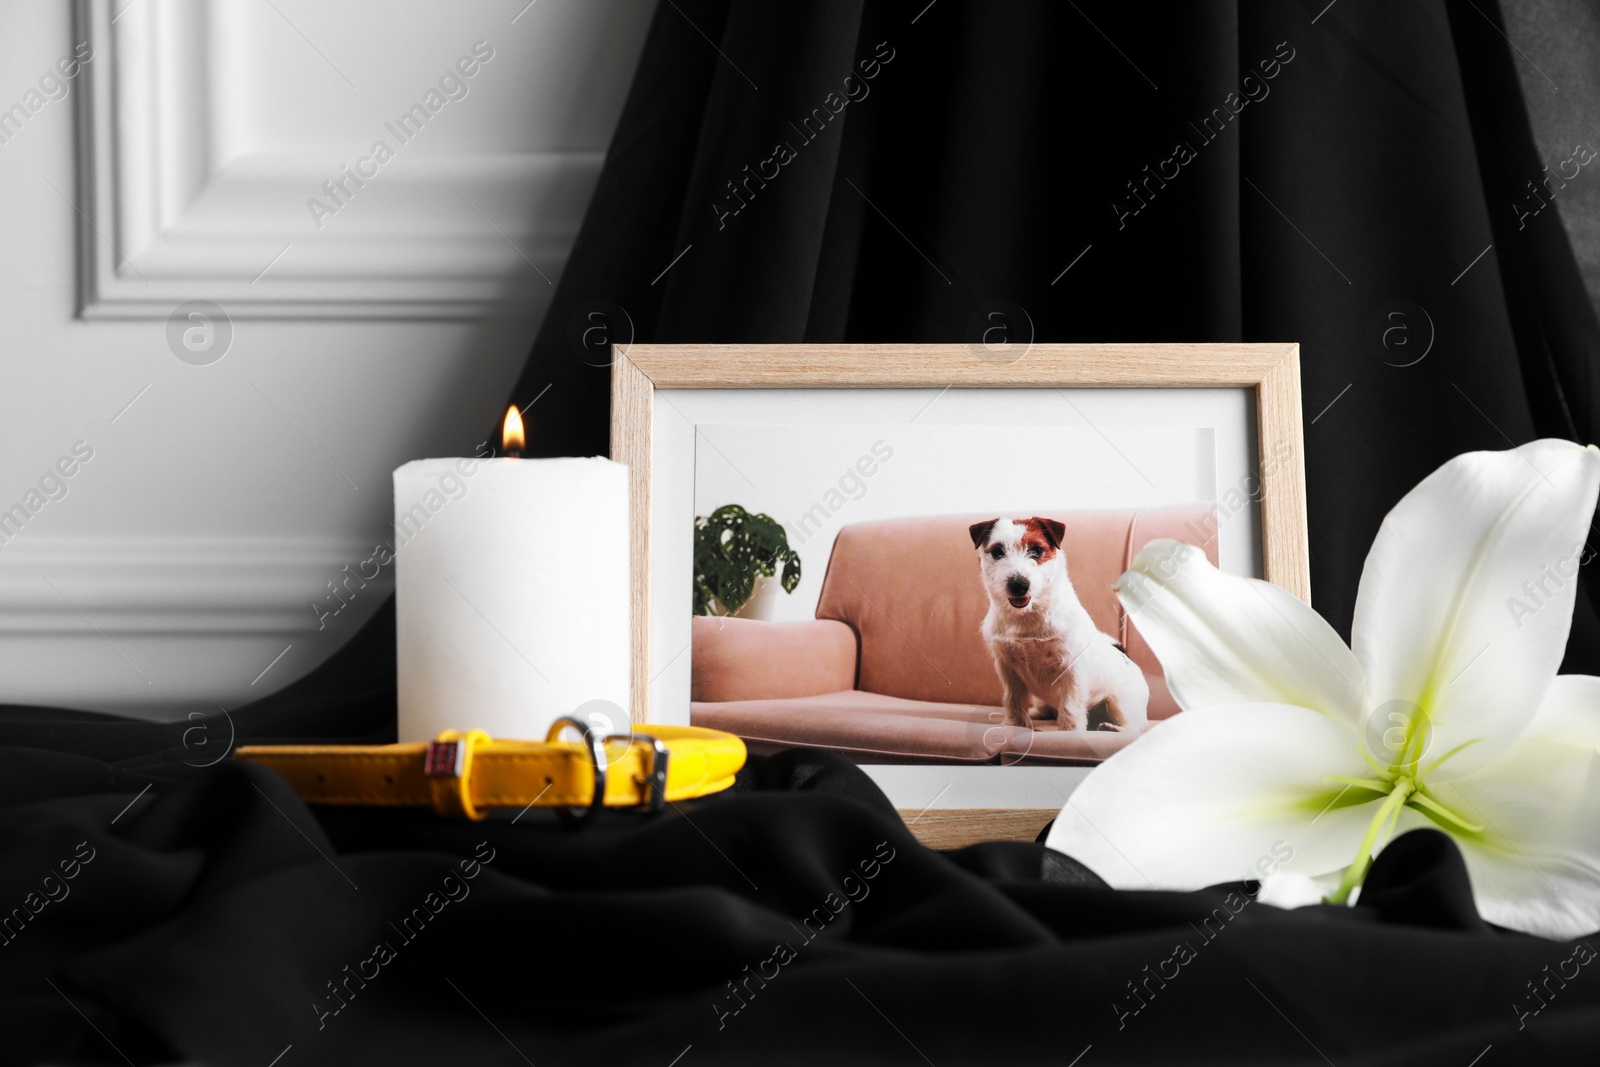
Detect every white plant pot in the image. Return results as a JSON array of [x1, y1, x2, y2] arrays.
[[733, 575, 783, 620], [707, 575, 782, 620]]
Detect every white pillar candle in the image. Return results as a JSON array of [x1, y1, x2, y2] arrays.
[[394, 446, 629, 742]]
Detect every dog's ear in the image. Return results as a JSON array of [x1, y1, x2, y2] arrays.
[[969, 519, 998, 549], [1031, 517, 1066, 549]]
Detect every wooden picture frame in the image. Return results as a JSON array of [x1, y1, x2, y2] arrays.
[[611, 343, 1308, 848]]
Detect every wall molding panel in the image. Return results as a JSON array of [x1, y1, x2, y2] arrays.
[[0, 535, 390, 713], [74, 0, 605, 319]]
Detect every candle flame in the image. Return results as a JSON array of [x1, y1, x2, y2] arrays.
[[502, 404, 525, 454]]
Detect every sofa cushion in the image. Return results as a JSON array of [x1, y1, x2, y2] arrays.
[[690, 616, 858, 702], [691, 684, 1175, 765], [811, 506, 1218, 707]]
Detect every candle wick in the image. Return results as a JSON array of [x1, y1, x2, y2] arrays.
[[505, 448, 522, 459]]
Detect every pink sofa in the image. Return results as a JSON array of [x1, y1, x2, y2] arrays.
[[690, 506, 1217, 764]]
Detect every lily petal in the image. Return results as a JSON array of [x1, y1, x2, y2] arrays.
[[1421, 735, 1600, 938], [1523, 674, 1600, 748], [1114, 539, 1365, 722], [1046, 703, 1379, 889], [1255, 870, 1339, 909], [1351, 440, 1600, 778]]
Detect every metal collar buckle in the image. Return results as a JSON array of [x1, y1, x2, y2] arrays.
[[545, 717, 670, 823]]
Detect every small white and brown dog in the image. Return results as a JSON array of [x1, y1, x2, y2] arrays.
[[969, 517, 1148, 733]]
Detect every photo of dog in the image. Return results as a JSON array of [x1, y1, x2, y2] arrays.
[[684, 420, 1223, 772], [968, 516, 1150, 733]]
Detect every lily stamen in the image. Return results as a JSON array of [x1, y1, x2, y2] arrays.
[[1417, 738, 1484, 780], [1326, 775, 1393, 794], [1407, 790, 1484, 834], [1327, 778, 1415, 905]]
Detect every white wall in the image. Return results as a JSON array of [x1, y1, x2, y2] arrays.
[[0, 0, 654, 717]]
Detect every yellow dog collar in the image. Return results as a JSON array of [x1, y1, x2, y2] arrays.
[[235, 720, 746, 822]]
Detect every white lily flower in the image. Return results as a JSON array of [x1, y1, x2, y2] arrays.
[[1046, 439, 1600, 938]]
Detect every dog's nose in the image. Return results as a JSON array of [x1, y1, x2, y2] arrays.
[[1006, 576, 1029, 597]]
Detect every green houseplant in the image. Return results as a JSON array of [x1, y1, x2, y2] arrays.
[[693, 504, 801, 616]]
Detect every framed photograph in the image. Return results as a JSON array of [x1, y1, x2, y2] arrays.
[[611, 344, 1308, 848]]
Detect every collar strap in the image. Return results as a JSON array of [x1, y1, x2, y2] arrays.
[[234, 724, 746, 821]]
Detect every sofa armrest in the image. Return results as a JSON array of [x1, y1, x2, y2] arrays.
[[690, 616, 858, 702]]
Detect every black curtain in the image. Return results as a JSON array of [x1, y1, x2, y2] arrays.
[[8, 2, 1600, 1063]]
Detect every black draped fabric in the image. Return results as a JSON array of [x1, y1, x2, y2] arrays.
[[7, 1, 1600, 1063], [6, 740, 1597, 1066]]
